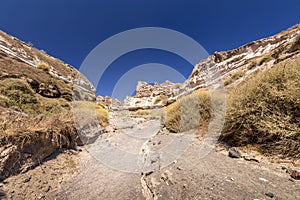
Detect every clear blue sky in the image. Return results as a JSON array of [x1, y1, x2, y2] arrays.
[[0, 1, 299, 97]]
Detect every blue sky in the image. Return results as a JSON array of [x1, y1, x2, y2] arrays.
[[0, 1, 299, 98]]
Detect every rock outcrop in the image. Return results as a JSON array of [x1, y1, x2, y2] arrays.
[[0, 30, 96, 101], [125, 24, 300, 110], [0, 30, 97, 180], [124, 81, 182, 110]]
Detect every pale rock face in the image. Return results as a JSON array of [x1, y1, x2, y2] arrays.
[[97, 96, 124, 110], [124, 80, 182, 110], [124, 24, 300, 110], [0, 30, 96, 98]]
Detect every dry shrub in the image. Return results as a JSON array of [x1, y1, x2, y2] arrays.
[[73, 101, 109, 127], [135, 109, 150, 116], [0, 110, 76, 146], [0, 109, 79, 180], [37, 63, 50, 72], [153, 95, 168, 105], [0, 78, 39, 114], [221, 56, 300, 158], [164, 90, 212, 133], [224, 70, 245, 86]]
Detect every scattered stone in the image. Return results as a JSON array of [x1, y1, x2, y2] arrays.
[[265, 192, 274, 198], [291, 170, 300, 180], [228, 147, 242, 158], [259, 177, 268, 182], [23, 176, 31, 183], [176, 167, 182, 170], [145, 171, 153, 176], [243, 156, 259, 163], [157, 141, 161, 145], [151, 157, 158, 164]]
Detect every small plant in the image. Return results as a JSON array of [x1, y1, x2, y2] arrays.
[[231, 70, 246, 80], [224, 76, 233, 86], [37, 63, 50, 72], [135, 109, 150, 115], [154, 95, 168, 105], [73, 101, 109, 127], [247, 61, 257, 70], [224, 70, 245, 86], [258, 54, 273, 66]]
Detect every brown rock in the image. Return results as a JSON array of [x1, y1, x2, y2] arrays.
[[291, 170, 300, 180]]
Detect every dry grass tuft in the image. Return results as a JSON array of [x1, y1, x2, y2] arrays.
[[164, 90, 212, 133], [73, 101, 109, 127], [37, 63, 50, 72], [134, 109, 150, 116], [221, 56, 300, 158], [224, 70, 246, 86], [153, 95, 168, 105]]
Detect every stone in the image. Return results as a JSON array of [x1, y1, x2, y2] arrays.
[[23, 176, 31, 183], [291, 170, 300, 180], [265, 192, 274, 198], [228, 147, 242, 158], [259, 177, 268, 182]]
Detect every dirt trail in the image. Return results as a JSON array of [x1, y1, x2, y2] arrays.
[[2, 110, 300, 199], [52, 111, 300, 200]]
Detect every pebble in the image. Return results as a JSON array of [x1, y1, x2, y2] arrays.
[[259, 177, 268, 182], [265, 192, 274, 198], [23, 176, 31, 183], [228, 147, 242, 158]]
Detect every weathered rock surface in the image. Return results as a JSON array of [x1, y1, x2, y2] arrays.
[[0, 30, 96, 101], [125, 80, 180, 109], [0, 30, 96, 181], [125, 24, 300, 110]]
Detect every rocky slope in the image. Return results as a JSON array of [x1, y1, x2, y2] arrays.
[[0, 30, 96, 181], [125, 24, 300, 109]]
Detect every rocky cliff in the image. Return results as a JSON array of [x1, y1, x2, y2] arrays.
[[0, 30, 96, 180], [125, 24, 300, 109]]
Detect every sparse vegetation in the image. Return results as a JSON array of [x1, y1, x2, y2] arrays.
[[288, 34, 300, 53], [258, 54, 273, 66], [135, 109, 150, 116], [224, 70, 246, 86], [0, 78, 39, 114], [164, 90, 212, 133], [231, 69, 246, 80], [221, 56, 300, 158], [73, 101, 109, 127], [153, 95, 168, 105], [164, 55, 300, 158], [247, 62, 257, 70], [224, 76, 233, 86], [37, 62, 50, 72]]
